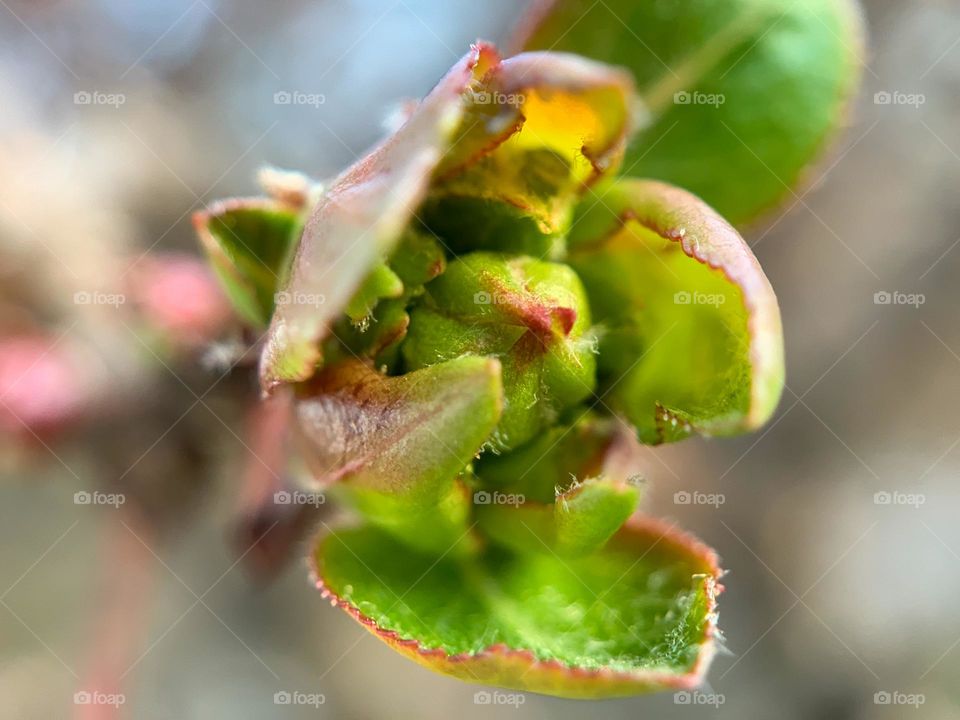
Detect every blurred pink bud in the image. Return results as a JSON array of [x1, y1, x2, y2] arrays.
[[0, 336, 89, 437], [131, 253, 232, 345]]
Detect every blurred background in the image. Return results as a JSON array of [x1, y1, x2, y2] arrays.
[[1, 0, 958, 717]]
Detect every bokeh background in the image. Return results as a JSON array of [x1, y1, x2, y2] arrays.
[[2, 0, 959, 717]]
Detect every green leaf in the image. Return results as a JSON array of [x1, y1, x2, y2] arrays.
[[424, 50, 636, 256], [554, 478, 639, 553], [401, 252, 596, 451], [388, 227, 447, 289], [294, 356, 502, 552], [259, 45, 639, 391], [477, 476, 640, 556], [475, 414, 643, 555], [193, 199, 300, 326], [324, 227, 447, 370], [260, 43, 500, 392], [567, 178, 784, 444], [475, 411, 638, 502], [343, 263, 404, 324], [312, 517, 722, 698], [330, 478, 478, 558], [515, 0, 864, 225]]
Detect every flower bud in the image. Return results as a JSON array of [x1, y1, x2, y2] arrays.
[[401, 252, 596, 451]]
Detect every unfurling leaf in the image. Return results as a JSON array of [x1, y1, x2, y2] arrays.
[[259, 44, 501, 391], [569, 180, 783, 443], [475, 414, 643, 555], [193, 199, 301, 326], [423, 51, 635, 257], [568, 179, 784, 443], [476, 476, 640, 556], [323, 227, 447, 371], [294, 356, 502, 552], [260, 44, 639, 391], [474, 411, 639, 501], [312, 517, 722, 699], [515, 0, 864, 225]]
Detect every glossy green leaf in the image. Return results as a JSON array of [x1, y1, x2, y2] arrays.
[[516, 0, 864, 225], [193, 199, 300, 326], [294, 356, 502, 552], [401, 252, 596, 451], [312, 517, 722, 698], [568, 178, 784, 444]]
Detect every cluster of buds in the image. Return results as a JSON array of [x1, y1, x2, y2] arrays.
[[195, 40, 785, 698]]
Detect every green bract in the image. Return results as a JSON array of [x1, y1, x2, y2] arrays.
[[194, 0, 860, 695]]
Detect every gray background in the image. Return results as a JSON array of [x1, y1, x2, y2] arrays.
[[1, 0, 958, 717]]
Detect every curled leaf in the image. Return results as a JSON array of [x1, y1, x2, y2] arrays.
[[475, 411, 640, 502], [568, 179, 784, 443], [424, 51, 636, 255], [515, 0, 864, 225], [260, 44, 499, 392], [259, 44, 639, 392], [312, 516, 722, 698], [193, 199, 301, 327], [294, 356, 502, 552], [475, 414, 643, 555], [343, 262, 404, 324], [477, 476, 640, 556]]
